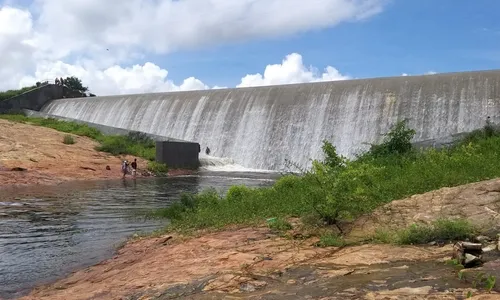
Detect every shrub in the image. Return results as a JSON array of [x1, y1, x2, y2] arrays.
[[63, 134, 75, 145], [396, 219, 475, 245], [267, 218, 293, 232], [147, 161, 169, 175], [317, 232, 345, 247], [366, 119, 416, 157]]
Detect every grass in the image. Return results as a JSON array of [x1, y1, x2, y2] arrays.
[[267, 217, 293, 232], [63, 134, 75, 145], [0, 114, 167, 174], [150, 119, 500, 239], [317, 232, 345, 247], [0, 85, 39, 101], [371, 219, 476, 245]]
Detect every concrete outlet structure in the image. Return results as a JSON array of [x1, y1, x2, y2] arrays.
[[156, 141, 201, 170]]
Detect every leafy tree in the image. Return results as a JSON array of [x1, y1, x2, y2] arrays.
[[62, 76, 89, 93]]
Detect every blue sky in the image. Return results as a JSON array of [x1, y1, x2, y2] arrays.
[[160, 0, 500, 87], [2, 0, 500, 95]]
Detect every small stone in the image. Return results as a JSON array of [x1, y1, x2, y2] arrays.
[[248, 280, 267, 288], [475, 235, 491, 243], [428, 241, 437, 246], [464, 253, 481, 267], [482, 244, 497, 252], [239, 283, 256, 293], [286, 279, 296, 285]]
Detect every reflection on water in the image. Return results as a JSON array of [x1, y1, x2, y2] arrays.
[[0, 172, 277, 299]]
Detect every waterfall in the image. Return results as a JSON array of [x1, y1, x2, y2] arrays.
[[41, 70, 500, 171]]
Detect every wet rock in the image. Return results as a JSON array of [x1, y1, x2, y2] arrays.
[[106, 165, 111, 170], [465, 254, 482, 267], [453, 241, 483, 267], [482, 244, 497, 252], [475, 235, 491, 243]]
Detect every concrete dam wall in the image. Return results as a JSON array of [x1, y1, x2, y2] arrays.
[[41, 70, 500, 171]]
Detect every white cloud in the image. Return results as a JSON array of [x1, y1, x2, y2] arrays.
[[400, 71, 439, 77], [32, 0, 387, 57], [238, 53, 350, 87], [0, 1, 388, 95]]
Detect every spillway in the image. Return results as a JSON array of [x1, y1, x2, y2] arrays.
[[41, 70, 500, 171]]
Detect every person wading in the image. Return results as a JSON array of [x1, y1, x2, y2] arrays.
[[131, 158, 138, 179], [121, 160, 129, 178]]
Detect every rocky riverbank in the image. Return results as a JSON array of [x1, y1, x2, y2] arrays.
[[21, 178, 500, 299], [0, 119, 191, 188]]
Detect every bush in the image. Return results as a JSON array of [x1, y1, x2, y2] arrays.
[[317, 232, 345, 247], [267, 218, 293, 232], [147, 161, 169, 175], [63, 134, 75, 145], [365, 119, 416, 158], [396, 219, 475, 245]]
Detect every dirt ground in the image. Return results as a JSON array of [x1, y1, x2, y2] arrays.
[[0, 119, 174, 187]]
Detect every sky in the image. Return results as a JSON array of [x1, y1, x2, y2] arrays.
[[1, 0, 499, 96]]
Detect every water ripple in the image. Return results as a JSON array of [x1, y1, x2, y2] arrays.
[[0, 172, 276, 299]]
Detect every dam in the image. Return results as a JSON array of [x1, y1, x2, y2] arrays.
[[41, 70, 500, 171]]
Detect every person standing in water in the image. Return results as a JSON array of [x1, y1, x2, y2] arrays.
[[131, 158, 138, 179], [121, 160, 129, 178]]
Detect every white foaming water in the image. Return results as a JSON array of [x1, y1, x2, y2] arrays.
[[199, 155, 276, 173], [41, 71, 500, 170]]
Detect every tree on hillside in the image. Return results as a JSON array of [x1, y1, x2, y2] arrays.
[[61, 76, 89, 93]]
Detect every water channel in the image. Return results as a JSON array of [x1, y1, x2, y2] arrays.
[[0, 171, 278, 299]]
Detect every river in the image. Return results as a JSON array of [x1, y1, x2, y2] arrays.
[[0, 171, 278, 299]]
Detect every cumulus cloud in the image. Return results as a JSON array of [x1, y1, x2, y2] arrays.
[[32, 0, 387, 57], [20, 61, 208, 95], [0, 0, 388, 95], [238, 53, 350, 87]]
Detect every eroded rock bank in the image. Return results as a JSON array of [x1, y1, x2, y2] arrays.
[[21, 178, 500, 299], [0, 119, 191, 188]]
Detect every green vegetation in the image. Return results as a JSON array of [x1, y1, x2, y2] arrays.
[[61, 76, 88, 93], [0, 114, 167, 174], [147, 161, 169, 175], [152, 118, 500, 238], [372, 219, 476, 245], [267, 217, 293, 232], [0, 84, 41, 101], [63, 134, 75, 145], [317, 232, 345, 247], [0, 76, 93, 102], [396, 219, 475, 245]]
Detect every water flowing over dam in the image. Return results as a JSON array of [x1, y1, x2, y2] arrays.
[[42, 70, 500, 171]]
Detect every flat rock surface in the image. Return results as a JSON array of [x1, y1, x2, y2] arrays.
[[347, 178, 500, 240], [19, 225, 497, 300]]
